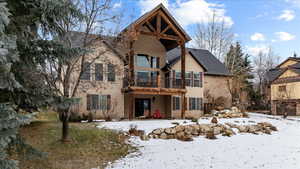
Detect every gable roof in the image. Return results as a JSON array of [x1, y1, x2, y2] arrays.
[[166, 47, 231, 76], [266, 58, 300, 83], [120, 4, 191, 51], [67, 31, 126, 63]]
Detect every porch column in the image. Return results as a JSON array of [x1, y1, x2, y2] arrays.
[[128, 94, 134, 120], [129, 40, 135, 86], [180, 43, 186, 119]]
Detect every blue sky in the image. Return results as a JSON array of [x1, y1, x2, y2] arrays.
[[111, 0, 300, 61]]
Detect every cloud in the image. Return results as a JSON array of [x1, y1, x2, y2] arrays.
[[113, 2, 122, 9], [278, 10, 295, 21], [275, 32, 295, 41], [286, 0, 300, 7], [246, 45, 269, 56], [138, 0, 233, 27], [251, 33, 265, 41]]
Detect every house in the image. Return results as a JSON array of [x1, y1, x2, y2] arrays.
[[166, 47, 232, 111], [266, 56, 300, 115], [69, 4, 231, 119]]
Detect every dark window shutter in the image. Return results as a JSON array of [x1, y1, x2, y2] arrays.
[[172, 70, 175, 88], [156, 57, 160, 68], [200, 72, 203, 88], [172, 97, 175, 110], [200, 98, 203, 110], [87, 94, 91, 110], [95, 63, 103, 81], [107, 95, 111, 110], [191, 71, 194, 87], [189, 98, 191, 110], [108, 64, 115, 82], [80, 62, 91, 80]]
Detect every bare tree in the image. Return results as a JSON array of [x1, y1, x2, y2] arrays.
[[39, 0, 125, 142], [193, 10, 234, 61], [253, 46, 281, 95]]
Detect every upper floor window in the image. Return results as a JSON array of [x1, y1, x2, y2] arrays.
[[95, 63, 103, 81], [80, 62, 91, 80], [193, 72, 203, 87], [136, 54, 159, 68], [107, 63, 115, 82], [186, 72, 192, 87]]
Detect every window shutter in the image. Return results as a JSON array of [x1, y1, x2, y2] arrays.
[[107, 95, 111, 110], [200, 98, 203, 110], [80, 62, 91, 80], [172, 70, 175, 88], [189, 98, 191, 110], [156, 57, 160, 68], [87, 94, 91, 110], [191, 72, 194, 87], [95, 63, 103, 81], [200, 72, 203, 88]]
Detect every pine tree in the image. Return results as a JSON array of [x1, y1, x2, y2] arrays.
[[224, 42, 253, 105], [0, 1, 82, 168]]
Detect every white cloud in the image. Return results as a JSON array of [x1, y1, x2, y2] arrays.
[[275, 32, 295, 41], [246, 45, 269, 56], [278, 10, 295, 21], [138, 0, 233, 27], [113, 2, 122, 9], [251, 33, 265, 41], [286, 0, 300, 7]]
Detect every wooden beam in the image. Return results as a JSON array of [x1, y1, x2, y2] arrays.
[[140, 31, 180, 41], [145, 21, 156, 32], [129, 40, 135, 86], [156, 13, 161, 33], [140, 31, 157, 36], [159, 12, 186, 42], [180, 43, 186, 119], [161, 25, 170, 34]]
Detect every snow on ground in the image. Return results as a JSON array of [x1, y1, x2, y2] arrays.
[[97, 113, 300, 169]]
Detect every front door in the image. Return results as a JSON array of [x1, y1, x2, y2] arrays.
[[135, 99, 151, 117]]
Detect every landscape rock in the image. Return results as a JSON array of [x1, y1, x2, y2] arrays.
[[211, 117, 218, 124], [153, 128, 164, 135], [175, 125, 185, 132], [160, 133, 168, 139], [165, 127, 176, 135]]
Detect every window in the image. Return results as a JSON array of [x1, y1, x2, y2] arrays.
[[107, 64, 115, 82], [175, 71, 182, 87], [279, 85, 286, 92], [87, 94, 111, 111], [95, 63, 103, 81], [172, 96, 180, 110], [193, 72, 202, 87], [80, 62, 91, 80], [189, 97, 202, 110], [136, 54, 159, 68], [185, 72, 192, 87], [136, 71, 158, 87]]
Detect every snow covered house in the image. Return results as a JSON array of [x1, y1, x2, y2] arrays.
[[266, 56, 300, 115], [68, 4, 231, 119]]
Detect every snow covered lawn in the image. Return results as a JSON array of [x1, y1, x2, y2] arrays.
[[97, 113, 300, 169]]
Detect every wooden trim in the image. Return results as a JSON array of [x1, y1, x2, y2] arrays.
[[145, 21, 156, 32], [156, 13, 161, 33], [140, 31, 181, 41], [129, 41, 135, 86], [123, 86, 186, 95], [161, 25, 170, 34], [272, 76, 300, 84]]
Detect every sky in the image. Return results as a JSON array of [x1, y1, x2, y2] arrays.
[[111, 0, 300, 61]]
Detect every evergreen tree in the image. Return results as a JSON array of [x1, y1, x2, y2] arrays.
[[224, 42, 253, 105], [0, 1, 82, 168]]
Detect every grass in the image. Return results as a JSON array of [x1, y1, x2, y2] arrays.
[[13, 111, 135, 169]]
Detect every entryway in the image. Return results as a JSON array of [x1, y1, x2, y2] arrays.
[[135, 98, 151, 117], [276, 102, 297, 116]]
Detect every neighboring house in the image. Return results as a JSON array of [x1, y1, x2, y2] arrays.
[[166, 47, 232, 110], [266, 57, 300, 115], [68, 4, 231, 119]]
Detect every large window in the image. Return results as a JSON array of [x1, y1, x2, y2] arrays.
[[174, 71, 182, 87], [107, 64, 115, 82], [87, 94, 111, 111], [172, 96, 180, 110], [136, 54, 159, 68], [189, 97, 202, 110], [136, 71, 158, 87], [80, 62, 91, 80]]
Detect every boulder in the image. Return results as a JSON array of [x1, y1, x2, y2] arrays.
[[222, 128, 235, 137], [165, 127, 176, 135], [175, 125, 185, 132], [213, 127, 222, 135], [153, 128, 164, 135], [199, 124, 212, 133], [211, 117, 218, 124], [206, 131, 217, 139], [160, 133, 168, 139], [231, 107, 239, 113], [184, 126, 193, 135], [237, 125, 249, 133], [175, 131, 185, 139]]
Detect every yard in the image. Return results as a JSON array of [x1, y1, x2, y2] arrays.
[[13, 112, 135, 169], [98, 113, 300, 169]]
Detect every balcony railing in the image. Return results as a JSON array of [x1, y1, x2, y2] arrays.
[[123, 76, 183, 89]]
